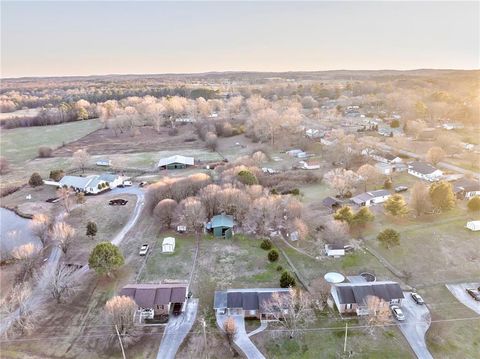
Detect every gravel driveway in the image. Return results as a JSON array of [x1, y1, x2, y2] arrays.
[[398, 292, 433, 359], [446, 283, 480, 315], [156, 298, 199, 359]]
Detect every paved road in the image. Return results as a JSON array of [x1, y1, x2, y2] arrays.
[[379, 143, 479, 177], [398, 292, 433, 359], [216, 313, 266, 359], [156, 298, 199, 359], [446, 283, 480, 315]]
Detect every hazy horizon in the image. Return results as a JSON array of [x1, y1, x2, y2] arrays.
[[2, 1, 479, 78]]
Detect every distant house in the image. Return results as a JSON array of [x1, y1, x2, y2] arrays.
[[206, 214, 234, 238], [286, 149, 303, 157], [325, 244, 345, 258], [58, 175, 108, 194], [162, 237, 175, 253], [363, 149, 402, 164], [322, 196, 341, 211], [213, 288, 290, 319], [175, 117, 196, 123], [408, 161, 443, 182], [299, 160, 320, 170], [466, 221, 480, 232], [375, 162, 394, 175], [158, 155, 195, 170], [452, 178, 480, 199], [120, 283, 188, 317], [96, 159, 112, 167], [331, 281, 404, 316], [351, 190, 391, 207], [305, 128, 323, 139]]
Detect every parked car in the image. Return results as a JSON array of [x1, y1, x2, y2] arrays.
[[395, 186, 408, 193], [466, 288, 480, 301], [123, 180, 133, 187], [46, 197, 60, 203], [391, 305, 406, 321], [411, 292, 425, 305], [172, 303, 182, 316], [139, 244, 149, 256], [109, 199, 128, 206], [139, 181, 148, 187]]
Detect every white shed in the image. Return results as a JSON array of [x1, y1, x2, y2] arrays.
[[162, 237, 176, 253], [465, 221, 480, 232]]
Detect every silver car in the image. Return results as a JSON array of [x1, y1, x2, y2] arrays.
[[391, 305, 406, 321], [139, 244, 149, 256]]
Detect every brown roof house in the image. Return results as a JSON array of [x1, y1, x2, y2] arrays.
[[120, 282, 188, 317]]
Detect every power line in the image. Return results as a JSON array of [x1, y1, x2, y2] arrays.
[[1, 315, 478, 343]]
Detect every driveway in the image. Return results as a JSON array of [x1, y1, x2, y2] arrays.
[[446, 283, 480, 315], [0, 187, 145, 335], [216, 313, 266, 359], [398, 292, 433, 359], [156, 298, 199, 359]]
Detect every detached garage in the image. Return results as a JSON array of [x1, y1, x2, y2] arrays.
[[162, 237, 176, 253]]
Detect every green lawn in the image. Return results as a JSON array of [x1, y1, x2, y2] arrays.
[[0, 119, 102, 163]]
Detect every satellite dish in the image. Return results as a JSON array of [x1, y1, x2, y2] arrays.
[[324, 272, 345, 284]]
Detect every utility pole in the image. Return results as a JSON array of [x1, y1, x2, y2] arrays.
[[343, 322, 348, 354], [201, 318, 208, 359], [115, 324, 127, 359]]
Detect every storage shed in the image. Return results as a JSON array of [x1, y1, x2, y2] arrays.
[[162, 237, 176, 253], [207, 214, 234, 238], [466, 221, 480, 232]]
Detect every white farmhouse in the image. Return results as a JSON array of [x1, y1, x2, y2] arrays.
[[408, 161, 443, 182]]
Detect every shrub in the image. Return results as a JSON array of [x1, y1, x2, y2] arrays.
[[467, 196, 480, 211], [88, 242, 124, 276], [260, 239, 273, 250], [49, 169, 65, 181], [38, 146, 53, 158], [276, 265, 283, 272], [384, 179, 393, 189], [429, 181, 455, 212], [280, 271, 296, 288], [237, 170, 258, 185], [86, 221, 98, 239], [377, 228, 400, 249], [29, 172, 43, 187], [268, 249, 279, 262]]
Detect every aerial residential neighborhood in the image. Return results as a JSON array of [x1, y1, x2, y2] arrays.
[[0, 1, 479, 359]]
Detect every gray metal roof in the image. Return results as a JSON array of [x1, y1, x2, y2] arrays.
[[335, 281, 404, 305], [210, 214, 234, 228], [158, 155, 194, 167], [215, 288, 290, 311], [59, 175, 94, 189]]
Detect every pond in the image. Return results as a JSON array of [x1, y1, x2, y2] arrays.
[[0, 208, 42, 259]]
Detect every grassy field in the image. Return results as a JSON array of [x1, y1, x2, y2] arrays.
[[0, 119, 102, 163]]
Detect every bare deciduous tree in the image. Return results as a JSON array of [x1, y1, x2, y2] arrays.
[[153, 199, 178, 229], [262, 288, 314, 338], [310, 277, 331, 310], [363, 296, 392, 335], [223, 316, 237, 347], [51, 221, 76, 254], [410, 182, 432, 217], [322, 220, 349, 245], [357, 164, 380, 191], [57, 187, 74, 213], [426, 146, 446, 165], [104, 295, 138, 347], [178, 197, 206, 237], [72, 149, 90, 173], [324, 168, 359, 197], [12, 243, 40, 283], [29, 213, 50, 245], [47, 264, 79, 303]]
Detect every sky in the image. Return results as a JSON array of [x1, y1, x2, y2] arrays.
[[1, 1, 479, 78]]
